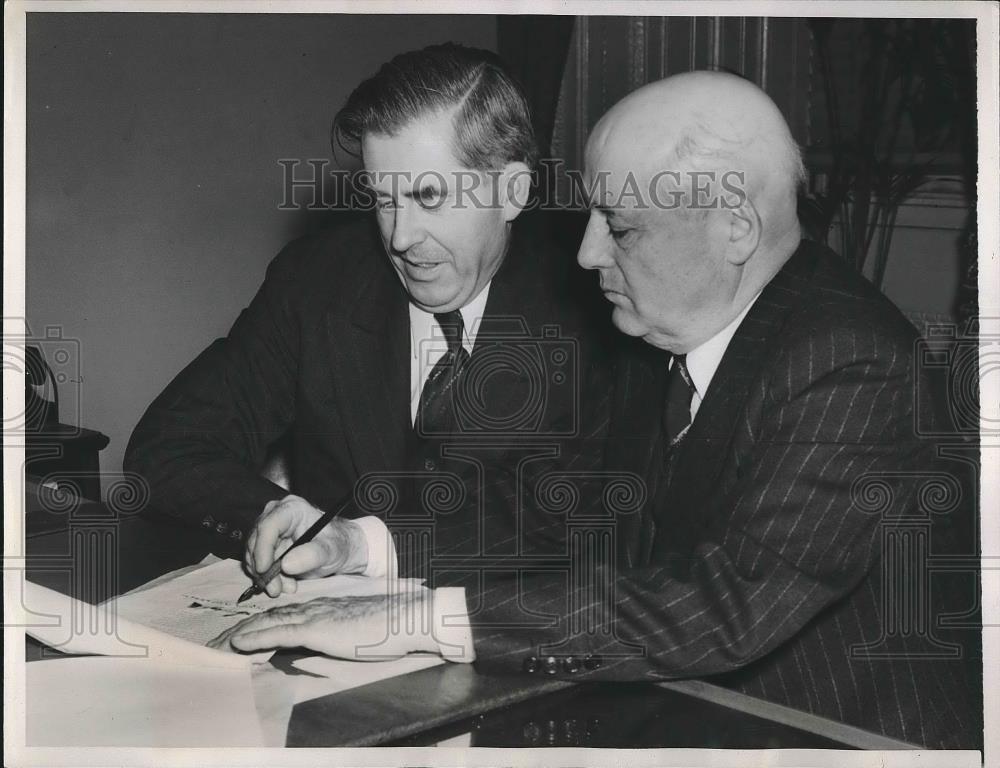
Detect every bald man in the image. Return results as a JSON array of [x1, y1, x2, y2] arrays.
[[503, 71, 974, 747], [211, 72, 979, 749]]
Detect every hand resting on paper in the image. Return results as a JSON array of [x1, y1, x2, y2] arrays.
[[207, 592, 438, 660], [245, 494, 369, 597]]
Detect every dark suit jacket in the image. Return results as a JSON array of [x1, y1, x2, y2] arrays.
[[125, 213, 614, 561], [459, 239, 981, 749]]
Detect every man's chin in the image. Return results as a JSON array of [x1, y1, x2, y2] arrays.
[[406, 285, 464, 314], [611, 308, 648, 338]]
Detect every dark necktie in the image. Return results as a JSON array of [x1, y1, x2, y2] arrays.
[[416, 310, 471, 436], [652, 354, 696, 555], [662, 354, 695, 449]]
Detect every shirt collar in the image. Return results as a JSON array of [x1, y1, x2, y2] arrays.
[[408, 282, 492, 356], [684, 291, 762, 400]]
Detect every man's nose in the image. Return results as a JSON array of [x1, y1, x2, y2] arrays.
[[390, 202, 426, 253], [576, 212, 613, 270]]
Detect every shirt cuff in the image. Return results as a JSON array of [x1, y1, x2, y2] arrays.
[[431, 587, 476, 663], [350, 516, 398, 579]]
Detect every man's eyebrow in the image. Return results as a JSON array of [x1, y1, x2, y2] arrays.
[[401, 183, 444, 200], [596, 205, 627, 220]]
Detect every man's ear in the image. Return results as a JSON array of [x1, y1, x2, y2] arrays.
[[725, 198, 761, 265], [499, 161, 533, 222]]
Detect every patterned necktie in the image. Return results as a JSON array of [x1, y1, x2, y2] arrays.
[[662, 354, 695, 449], [416, 310, 471, 436]]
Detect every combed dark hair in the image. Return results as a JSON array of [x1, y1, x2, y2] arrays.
[[333, 43, 539, 170]]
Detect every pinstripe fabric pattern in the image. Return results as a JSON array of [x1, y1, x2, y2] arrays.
[[462, 241, 981, 749]]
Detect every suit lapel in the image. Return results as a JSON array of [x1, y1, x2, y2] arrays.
[[471, 223, 552, 427], [327, 231, 412, 477], [662, 243, 818, 528], [478, 216, 551, 329], [608, 338, 668, 564]]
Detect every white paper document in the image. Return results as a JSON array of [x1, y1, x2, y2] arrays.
[[22, 580, 250, 670], [23, 561, 432, 747], [110, 557, 426, 650], [27, 657, 265, 747]]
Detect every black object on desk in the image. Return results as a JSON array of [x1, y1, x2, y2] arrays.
[[26, 423, 110, 502], [24, 343, 108, 502]]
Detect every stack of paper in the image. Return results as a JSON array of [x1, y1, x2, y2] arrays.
[[22, 580, 265, 746], [23, 579, 250, 669]]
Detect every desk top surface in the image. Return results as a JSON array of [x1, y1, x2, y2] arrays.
[[23, 511, 910, 749]]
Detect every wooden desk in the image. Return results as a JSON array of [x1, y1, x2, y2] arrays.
[[23, 512, 915, 749]]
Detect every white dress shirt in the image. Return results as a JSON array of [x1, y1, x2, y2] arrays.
[[351, 284, 492, 661], [407, 285, 490, 423], [681, 291, 762, 422]]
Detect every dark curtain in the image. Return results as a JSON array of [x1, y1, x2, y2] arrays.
[[951, 20, 977, 324], [497, 15, 575, 158]]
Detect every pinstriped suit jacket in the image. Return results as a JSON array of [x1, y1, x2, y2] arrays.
[[458, 239, 981, 749]]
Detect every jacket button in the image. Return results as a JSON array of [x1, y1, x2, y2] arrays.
[[583, 654, 603, 671], [542, 656, 559, 675], [546, 719, 558, 744], [522, 656, 539, 673], [424, 458, 437, 471], [522, 721, 541, 745], [230, 529, 243, 541], [201, 515, 214, 528], [562, 655, 581, 673], [564, 718, 580, 744], [215, 521, 229, 534]]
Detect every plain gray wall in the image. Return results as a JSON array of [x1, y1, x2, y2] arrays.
[[26, 13, 497, 492]]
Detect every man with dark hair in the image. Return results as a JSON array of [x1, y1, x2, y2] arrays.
[[127, 43, 611, 659], [334, 44, 539, 170]]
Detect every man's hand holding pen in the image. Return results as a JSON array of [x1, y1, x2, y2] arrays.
[[221, 495, 441, 660], [218, 494, 474, 662], [244, 494, 369, 598]]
